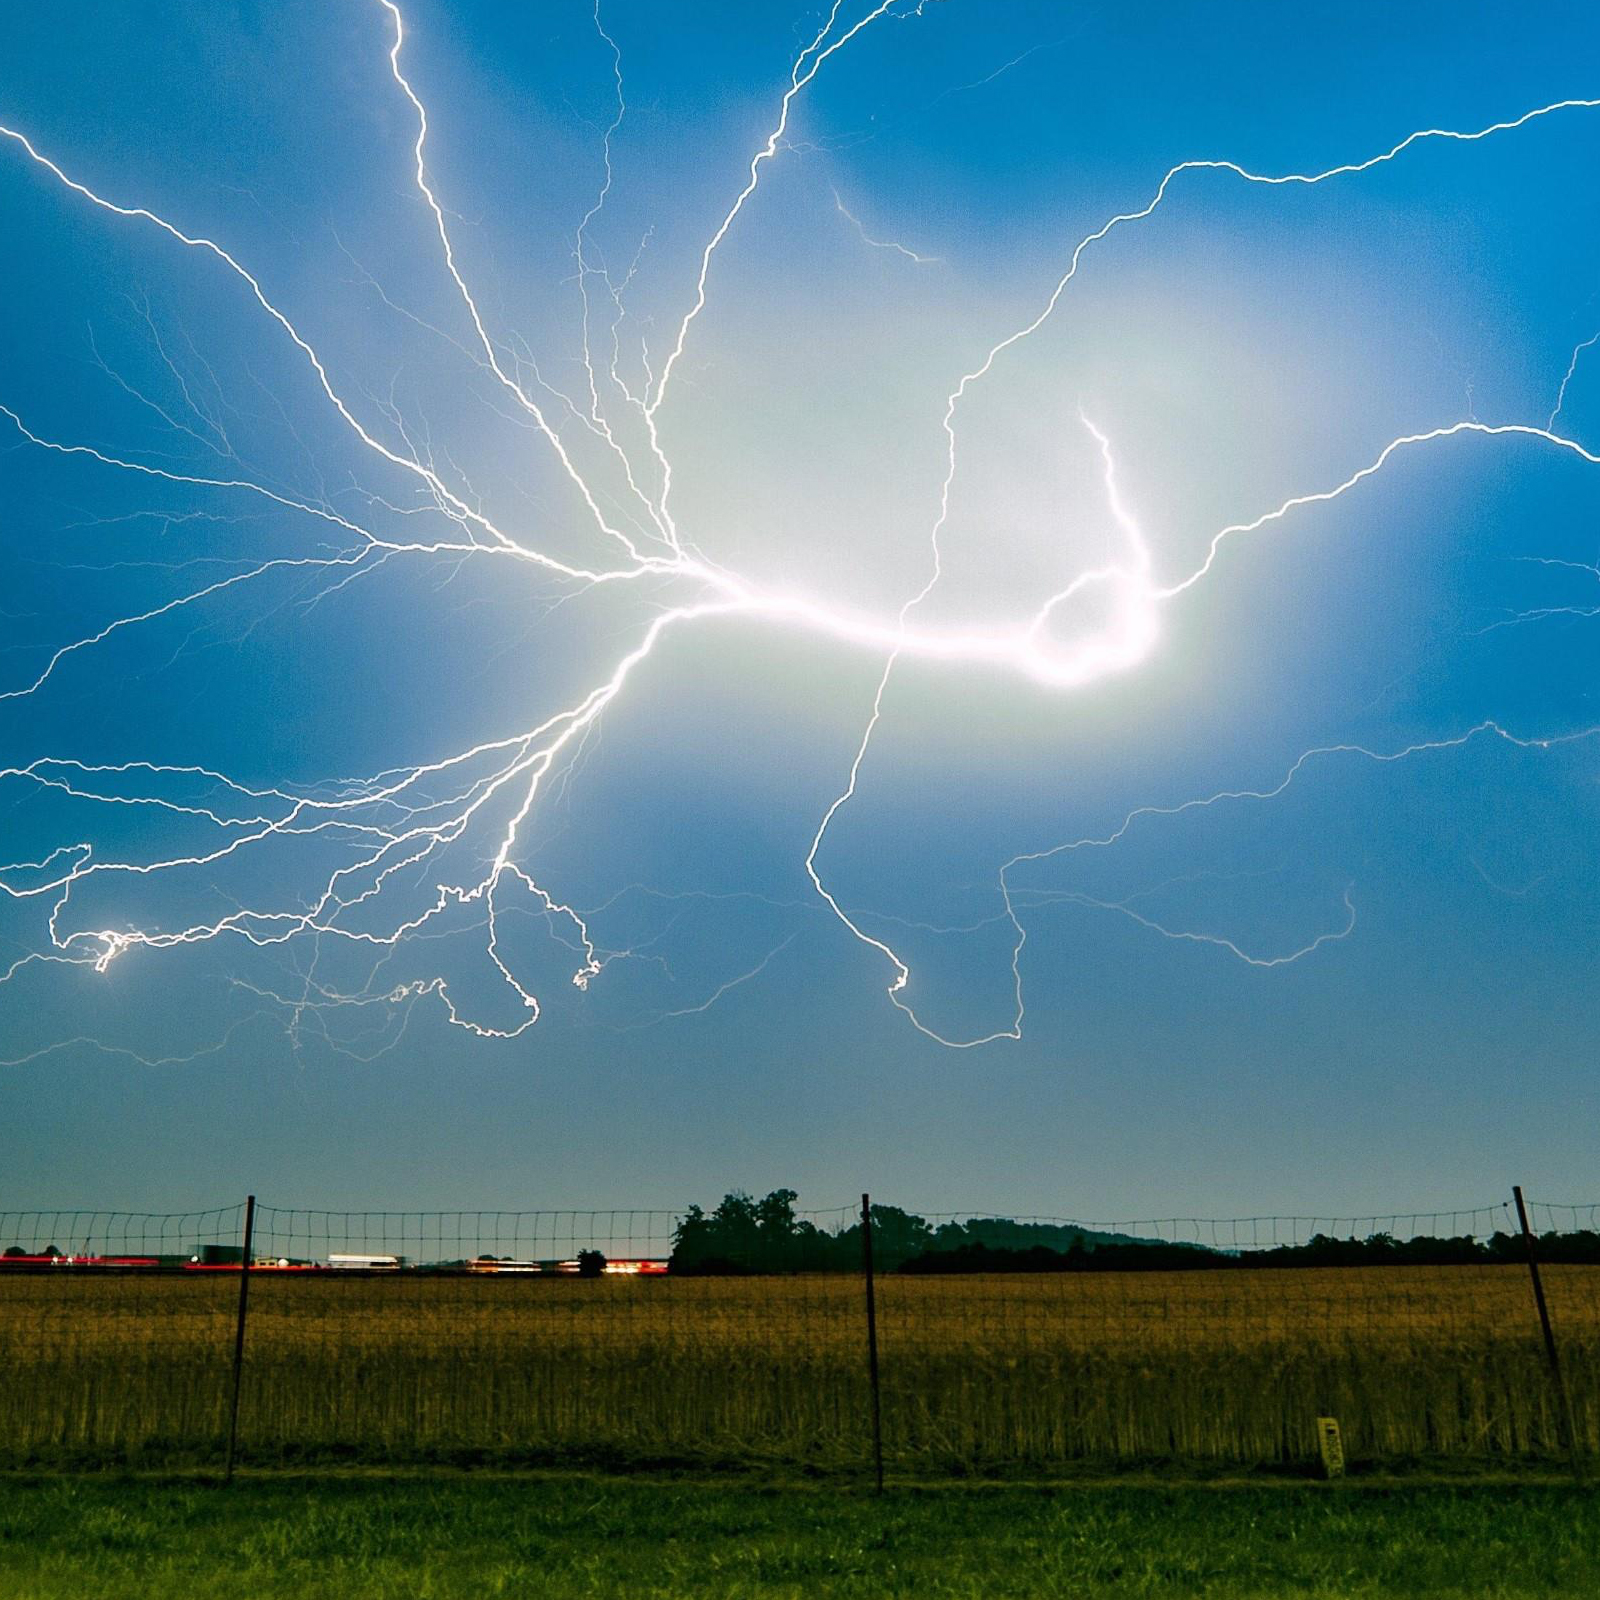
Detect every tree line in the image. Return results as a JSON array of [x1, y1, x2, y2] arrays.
[[667, 1190, 1600, 1274]]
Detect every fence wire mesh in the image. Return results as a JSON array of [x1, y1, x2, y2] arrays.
[[0, 1205, 246, 1460], [234, 1204, 862, 1467], [872, 1203, 1579, 1468], [2, 1194, 1596, 1476]]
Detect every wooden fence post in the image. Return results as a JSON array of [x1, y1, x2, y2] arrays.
[[1513, 1185, 1583, 1480], [224, 1194, 256, 1483], [861, 1193, 884, 1493]]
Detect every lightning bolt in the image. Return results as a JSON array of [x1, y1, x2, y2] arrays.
[[0, 2, 1594, 1053], [1550, 328, 1600, 429], [830, 186, 942, 264]]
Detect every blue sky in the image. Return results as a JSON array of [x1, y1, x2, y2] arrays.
[[0, 1, 1596, 1220]]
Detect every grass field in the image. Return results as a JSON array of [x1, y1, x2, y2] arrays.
[[1, 1474, 1598, 1598], [3, 1265, 1597, 1472]]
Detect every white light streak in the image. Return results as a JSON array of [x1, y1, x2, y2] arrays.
[[0, 2, 1595, 1053], [1550, 330, 1600, 429], [830, 186, 941, 264]]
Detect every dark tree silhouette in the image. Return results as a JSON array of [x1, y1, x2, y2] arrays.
[[670, 1189, 1600, 1276]]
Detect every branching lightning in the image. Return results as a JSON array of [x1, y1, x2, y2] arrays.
[[830, 185, 942, 263], [0, 1, 1595, 1057]]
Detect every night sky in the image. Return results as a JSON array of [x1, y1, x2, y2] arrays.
[[1, 1, 1596, 1220]]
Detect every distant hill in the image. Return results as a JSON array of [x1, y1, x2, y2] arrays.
[[902, 1240, 1224, 1274], [935, 1217, 1197, 1254]]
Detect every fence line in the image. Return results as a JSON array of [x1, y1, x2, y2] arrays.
[[2, 1190, 1596, 1481]]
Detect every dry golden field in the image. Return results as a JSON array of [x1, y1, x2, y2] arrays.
[[2, 1265, 1597, 1471]]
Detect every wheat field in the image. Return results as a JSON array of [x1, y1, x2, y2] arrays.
[[2, 1265, 1596, 1471]]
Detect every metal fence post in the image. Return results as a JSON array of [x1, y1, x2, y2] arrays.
[[861, 1192, 884, 1493], [224, 1194, 256, 1483], [1513, 1185, 1582, 1479]]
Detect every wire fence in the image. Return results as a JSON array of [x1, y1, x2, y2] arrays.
[[1, 1190, 1595, 1479]]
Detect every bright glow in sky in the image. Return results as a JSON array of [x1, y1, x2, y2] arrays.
[[1, 2, 1596, 1214]]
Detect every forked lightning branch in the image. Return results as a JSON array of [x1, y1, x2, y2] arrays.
[[1, 1, 1596, 1052]]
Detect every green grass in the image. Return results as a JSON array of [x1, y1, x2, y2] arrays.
[[1, 1475, 1597, 1598]]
